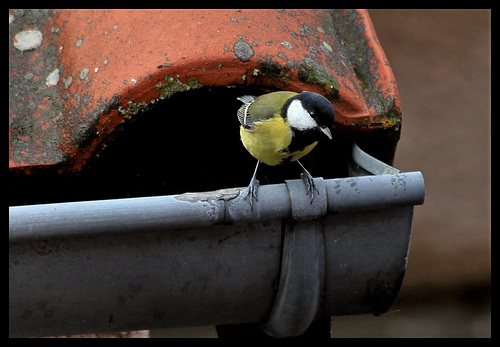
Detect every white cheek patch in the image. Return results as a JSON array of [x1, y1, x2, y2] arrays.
[[286, 99, 317, 131]]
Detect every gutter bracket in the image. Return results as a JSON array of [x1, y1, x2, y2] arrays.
[[285, 177, 327, 221], [260, 177, 327, 337], [260, 219, 324, 337]]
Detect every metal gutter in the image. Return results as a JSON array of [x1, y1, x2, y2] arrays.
[[9, 174, 424, 242], [9, 143, 424, 337]]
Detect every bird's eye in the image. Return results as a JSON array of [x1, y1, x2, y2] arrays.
[[310, 111, 315, 116]]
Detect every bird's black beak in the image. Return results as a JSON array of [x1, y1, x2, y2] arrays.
[[320, 126, 332, 140]]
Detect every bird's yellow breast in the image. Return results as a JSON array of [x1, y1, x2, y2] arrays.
[[240, 117, 318, 166]]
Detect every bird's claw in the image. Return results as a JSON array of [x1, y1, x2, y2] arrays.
[[243, 178, 259, 210], [300, 169, 319, 204]]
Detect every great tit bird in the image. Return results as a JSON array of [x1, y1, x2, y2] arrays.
[[237, 91, 335, 208]]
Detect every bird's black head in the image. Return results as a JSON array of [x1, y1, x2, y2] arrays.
[[282, 91, 335, 139], [296, 91, 335, 127]]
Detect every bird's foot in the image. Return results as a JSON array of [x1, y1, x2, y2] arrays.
[[243, 177, 259, 210], [298, 161, 319, 204]]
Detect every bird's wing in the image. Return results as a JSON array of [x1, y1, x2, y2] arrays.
[[237, 91, 298, 129], [237, 95, 256, 129]]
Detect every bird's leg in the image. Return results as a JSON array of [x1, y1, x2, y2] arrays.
[[243, 160, 260, 210], [297, 160, 319, 203]]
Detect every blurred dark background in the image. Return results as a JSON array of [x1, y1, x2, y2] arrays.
[[329, 9, 491, 337]]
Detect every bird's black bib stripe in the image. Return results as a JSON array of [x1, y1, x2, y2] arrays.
[[285, 129, 319, 154]]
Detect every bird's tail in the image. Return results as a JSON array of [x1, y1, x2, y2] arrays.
[[237, 95, 256, 104]]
